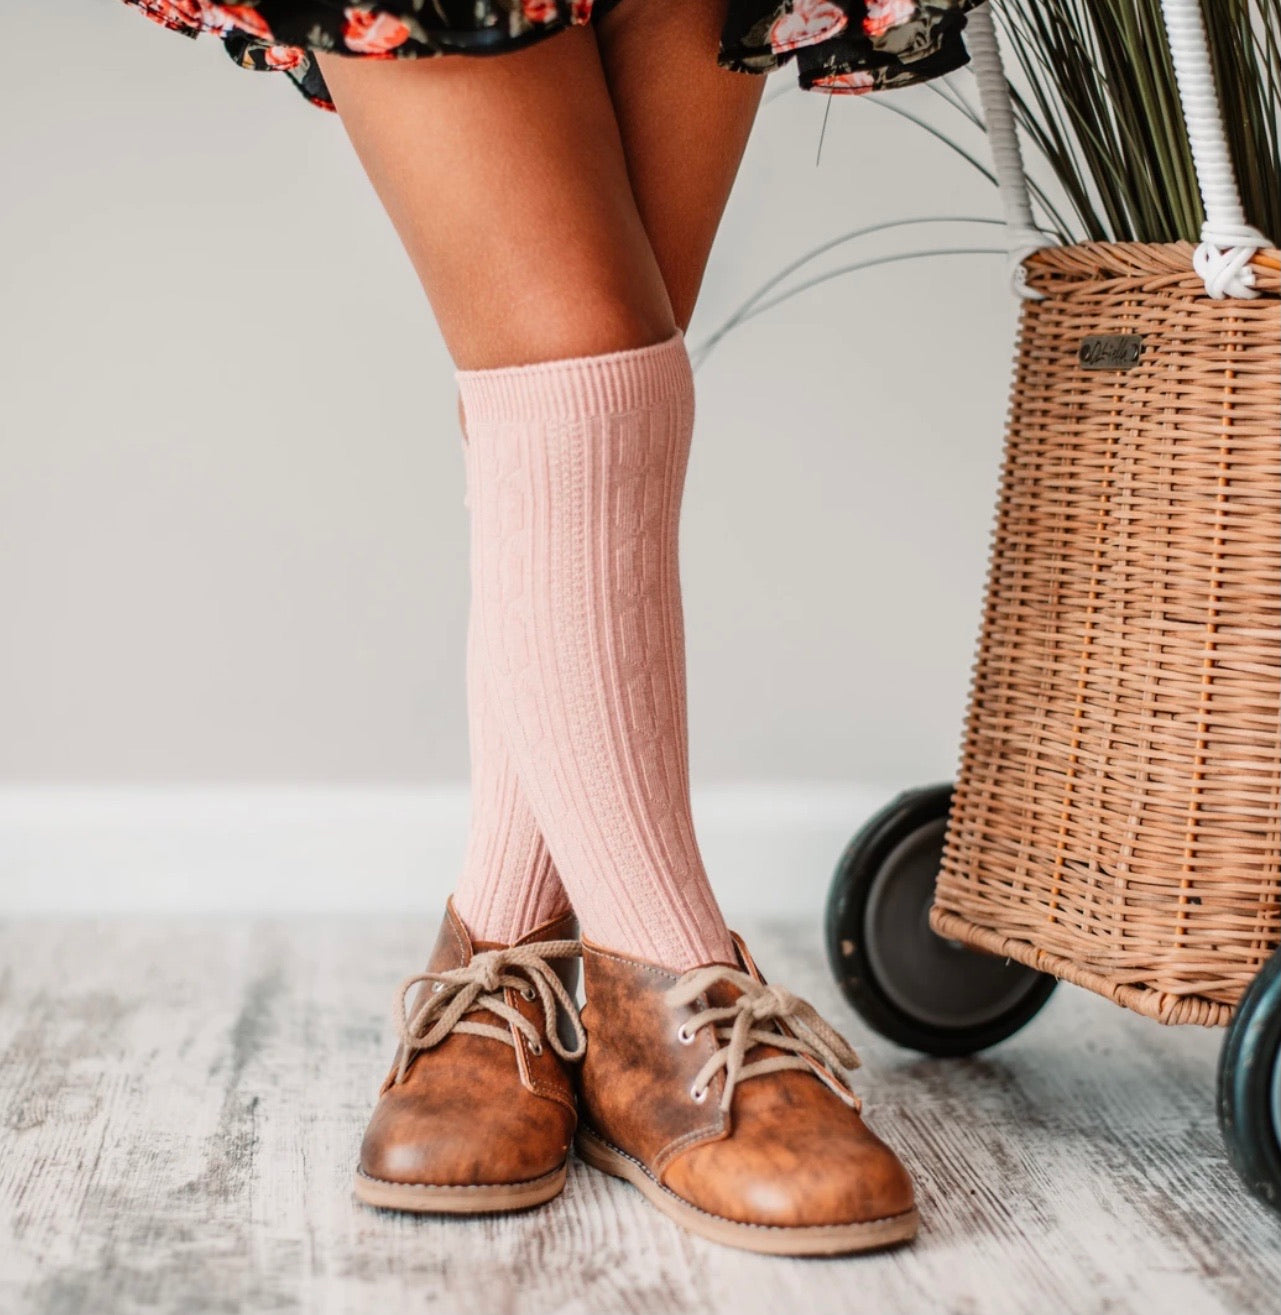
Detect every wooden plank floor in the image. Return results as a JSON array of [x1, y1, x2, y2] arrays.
[[0, 917, 1276, 1315]]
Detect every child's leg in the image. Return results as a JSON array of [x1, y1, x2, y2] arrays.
[[594, 0, 764, 330], [317, 27, 673, 370], [451, 569, 569, 942], [318, 10, 759, 967], [452, 394, 567, 944]]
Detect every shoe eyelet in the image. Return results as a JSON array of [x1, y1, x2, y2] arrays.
[[529, 1041, 544, 1057], [520, 987, 536, 1002], [689, 1084, 708, 1104], [431, 982, 445, 993], [676, 1023, 696, 1046]]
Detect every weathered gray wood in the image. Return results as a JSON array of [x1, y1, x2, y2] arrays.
[[0, 917, 1276, 1315]]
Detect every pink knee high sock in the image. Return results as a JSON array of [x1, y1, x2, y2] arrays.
[[451, 604, 571, 944], [452, 407, 570, 946], [457, 329, 735, 971]]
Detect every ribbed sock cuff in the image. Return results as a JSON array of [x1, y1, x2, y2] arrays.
[[455, 329, 691, 424]]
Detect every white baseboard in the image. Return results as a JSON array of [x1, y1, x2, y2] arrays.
[[0, 783, 896, 919]]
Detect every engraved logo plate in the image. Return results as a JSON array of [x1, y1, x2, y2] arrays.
[[1078, 334, 1144, 370]]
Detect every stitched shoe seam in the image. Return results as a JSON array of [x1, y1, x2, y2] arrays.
[[579, 1127, 912, 1234], [444, 908, 469, 966], [355, 1164, 567, 1192], [525, 1074, 578, 1109], [583, 947, 683, 982], [653, 1116, 726, 1174]]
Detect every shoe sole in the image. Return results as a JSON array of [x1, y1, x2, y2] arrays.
[[352, 1162, 567, 1215], [575, 1126, 919, 1256]]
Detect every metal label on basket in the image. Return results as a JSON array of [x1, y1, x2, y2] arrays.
[[1078, 335, 1144, 370]]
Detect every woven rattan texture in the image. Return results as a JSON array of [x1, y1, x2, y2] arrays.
[[931, 242, 1281, 1026]]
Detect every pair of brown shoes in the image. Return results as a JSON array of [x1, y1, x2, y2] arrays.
[[354, 900, 918, 1256]]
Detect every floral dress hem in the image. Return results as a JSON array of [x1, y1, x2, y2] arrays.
[[122, 1, 984, 112]]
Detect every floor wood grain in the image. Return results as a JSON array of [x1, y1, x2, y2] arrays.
[[0, 917, 1276, 1315]]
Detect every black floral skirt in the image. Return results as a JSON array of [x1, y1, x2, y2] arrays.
[[124, 1, 982, 110]]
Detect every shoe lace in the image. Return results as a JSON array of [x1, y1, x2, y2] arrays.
[[664, 967, 861, 1114], [392, 940, 585, 1084]]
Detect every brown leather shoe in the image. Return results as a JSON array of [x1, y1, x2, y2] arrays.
[[353, 899, 583, 1214], [574, 936, 918, 1254]]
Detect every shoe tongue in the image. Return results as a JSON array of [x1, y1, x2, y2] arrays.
[[704, 977, 748, 1009], [701, 945, 759, 1009], [416, 928, 507, 1032], [702, 971, 797, 1065], [426, 911, 577, 1040], [461, 943, 506, 1022]]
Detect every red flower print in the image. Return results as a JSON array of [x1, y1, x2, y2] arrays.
[[139, 0, 203, 29], [522, 0, 559, 22], [342, 8, 412, 54], [570, 0, 593, 23], [863, 0, 916, 39], [813, 69, 877, 93], [263, 43, 304, 69], [204, 4, 273, 38], [768, 0, 847, 55]]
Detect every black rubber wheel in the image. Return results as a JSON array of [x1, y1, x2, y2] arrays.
[[1218, 947, 1281, 1217], [825, 783, 1058, 1057]]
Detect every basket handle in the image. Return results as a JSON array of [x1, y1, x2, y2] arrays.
[[970, 0, 1270, 300], [965, 6, 1055, 300]]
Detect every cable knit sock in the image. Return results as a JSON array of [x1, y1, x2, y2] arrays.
[[451, 603, 571, 944], [451, 409, 570, 947], [458, 329, 735, 971]]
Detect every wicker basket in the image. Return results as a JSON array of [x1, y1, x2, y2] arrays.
[[927, 6, 1281, 1026]]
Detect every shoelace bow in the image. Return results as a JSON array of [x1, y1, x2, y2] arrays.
[[664, 967, 861, 1113], [392, 940, 585, 1084]]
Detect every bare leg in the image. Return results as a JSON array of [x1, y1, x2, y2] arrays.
[[595, 0, 764, 329], [317, 29, 675, 369]]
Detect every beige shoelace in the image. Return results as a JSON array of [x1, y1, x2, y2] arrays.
[[391, 941, 585, 1084], [664, 967, 862, 1113]]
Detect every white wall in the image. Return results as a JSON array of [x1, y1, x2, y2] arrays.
[[0, 3, 1022, 913]]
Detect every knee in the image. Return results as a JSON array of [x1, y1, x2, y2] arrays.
[[534, 293, 678, 363], [459, 289, 677, 371]]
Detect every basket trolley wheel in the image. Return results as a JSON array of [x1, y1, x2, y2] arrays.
[[1219, 947, 1281, 1217], [825, 783, 1058, 1057]]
